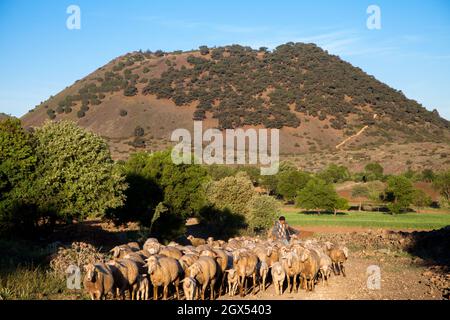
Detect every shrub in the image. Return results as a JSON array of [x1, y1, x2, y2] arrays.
[[247, 195, 280, 232], [124, 86, 137, 97], [119, 109, 128, 117], [134, 126, 145, 137], [77, 110, 85, 118]]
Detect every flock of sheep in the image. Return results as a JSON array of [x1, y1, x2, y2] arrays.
[[83, 235, 349, 300]]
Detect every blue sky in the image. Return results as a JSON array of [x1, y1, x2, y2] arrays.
[[1, 0, 449, 119]]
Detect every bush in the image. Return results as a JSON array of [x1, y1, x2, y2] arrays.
[[77, 110, 85, 118], [247, 195, 280, 232], [134, 126, 145, 137], [124, 86, 137, 97], [119, 109, 128, 117]]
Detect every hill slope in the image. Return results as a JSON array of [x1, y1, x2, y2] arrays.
[[21, 43, 450, 171]]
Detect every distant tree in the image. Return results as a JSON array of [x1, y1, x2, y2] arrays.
[[318, 164, 350, 183], [384, 175, 415, 214], [412, 189, 432, 213], [351, 184, 370, 211], [295, 178, 340, 214], [277, 169, 311, 201], [420, 169, 435, 183], [364, 162, 384, 181], [124, 86, 137, 97], [433, 170, 450, 204], [199, 45, 210, 55], [33, 121, 127, 220], [334, 197, 349, 216]]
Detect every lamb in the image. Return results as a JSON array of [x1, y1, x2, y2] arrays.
[[324, 242, 349, 277], [83, 263, 115, 300], [146, 255, 183, 300], [181, 277, 197, 300], [280, 251, 302, 293], [225, 268, 239, 297], [232, 249, 259, 297], [187, 235, 206, 247], [186, 256, 218, 300], [258, 261, 269, 291], [271, 262, 286, 296], [134, 274, 149, 300], [107, 258, 140, 299]]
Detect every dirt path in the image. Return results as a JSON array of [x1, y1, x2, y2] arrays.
[[219, 254, 439, 300]]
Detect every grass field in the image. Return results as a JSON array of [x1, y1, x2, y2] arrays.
[[283, 209, 450, 230]]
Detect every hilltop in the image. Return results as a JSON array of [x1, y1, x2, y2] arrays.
[[21, 43, 450, 172]]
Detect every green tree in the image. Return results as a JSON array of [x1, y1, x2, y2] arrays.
[[351, 184, 370, 211], [0, 118, 38, 234], [247, 195, 280, 232], [277, 169, 311, 201], [33, 121, 127, 220], [295, 178, 339, 214], [318, 164, 350, 183], [206, 172, 256, 218], [364, 162, 384, 181], [411, 189, 432, 213], [421, 169, 435, 183], [384, 175, 415, 214], [334, 197, 349, 216], [433, 170, 450, 204]]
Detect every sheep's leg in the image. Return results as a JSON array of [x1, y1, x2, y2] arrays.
[[287, 275, 291, 293], [201, 283, 207, 300], [293, 275, 298, 293], [239, 276, 245, 297], [153, 285, 158, 300], [210, 279, 216, 300], [163, 285, 168, 300], [341, 263, 346, 277], [252, 273, 257, 295], [262, 274, 266, 291], [174, 279, 180, 300]]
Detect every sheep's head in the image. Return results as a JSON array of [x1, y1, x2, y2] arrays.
[[84, 264, 97, 282], [225, 269, 238, 282], [266, 246, 273, 257], [342, 247, 349, 259], [145, 256, 159, 274], [187, 235, 194, 241], [181, 277, 196, 300], [146, 242, 161, 255], [207, 237, 214, 245]]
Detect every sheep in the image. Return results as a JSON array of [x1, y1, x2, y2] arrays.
[[271, 262, 286, 296], [310, 248, 333, 285], [110, 245, 134, 259], [200, 249, 229, 296], [186, 256, 219, 300], [280, 251, 302, 293], [146, 255, 183, 300], [83, 263, 115, 300], [134, 274, 150, 300], [160, 246, 183, 260], [187, 235, 206, 247], [123, 252, 147, 275], [258, 261, 269, 292], [127, 242, 141, 251], [179, 254, 199, 273], [181, 277, 197, 300], [143, 238, 160, 253], [298, 249, 320, 291], [324, 242, 349, 277], [232, 249, 259, 297], [225, 269, 239, 297], [107, 258, 140, 299]]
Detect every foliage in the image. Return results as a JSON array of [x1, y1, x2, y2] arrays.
[[364, 162, 384, 181], [384, 175, 415, 214], [295, 178, 340, 213], [33, 121, 127, 220], [433, 170, 450, 202], [411, 189, 432, 212], [277, 169, 311, 201], [247, 195, 280, 232], [317, 164, 350, 183]]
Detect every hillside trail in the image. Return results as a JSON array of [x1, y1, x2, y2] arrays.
[[335, 114, 377, 149]]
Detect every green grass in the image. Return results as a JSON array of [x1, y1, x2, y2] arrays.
[[283, 210, 450, 230]]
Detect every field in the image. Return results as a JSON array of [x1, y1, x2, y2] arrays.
[[283, 207, 450, 230]]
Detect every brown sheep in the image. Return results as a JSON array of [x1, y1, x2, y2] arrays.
[[160, 246, 183, 260], [186, 256, 218, 300], [280, 251, 302, 293], [232, 249, 259, 297], [146, 255, 183, 300], [83, 263, 115, 300], [324, 242, 349, 277], [179, 254, 199, 273], [299, 249, 320, 291], [187, 235, 206, 247], [134, 274, 149, 300], [181, 277, 197, 300], [225, 269, 239, 297], [271, 262, 286, 295], [107, 258, 140, 299]]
